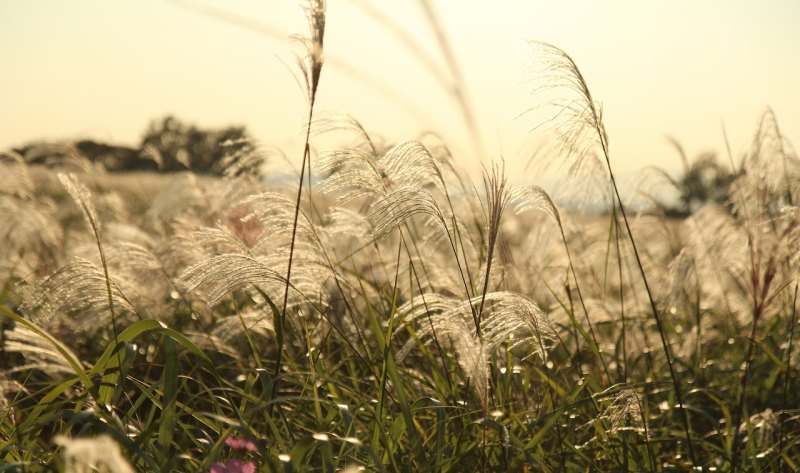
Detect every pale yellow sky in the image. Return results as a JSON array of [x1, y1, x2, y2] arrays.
[[1, 1, 798, 179]]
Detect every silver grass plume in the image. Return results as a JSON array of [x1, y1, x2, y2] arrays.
[[20, 257, 134, 327], [244, 192, 322, 251], [316, 147, 385, 203], [104, 241, 188, 319], [580, 386, 648, 446], [58, 172, 125, 340], [145, 173, 206, 229], [475, 165, 510, 333], [58, 173, 99, 234], [519, 40, 609, 179], [397, 291, 554, 392], [396, 293, 490, 408], [212, 306, 275, 345], [4, 324, 78, 377], [369, 184, 452, 239], [378, 141, 447, 194], [189, 223, 256, 257], [510, 184, 562, 227], [741, 109, 799, 205], [384, 292, 553, 386], [54, 435, 135, 473], [0, 198, 62, 275], [311, 112, 377, 156], [0, 151, 33, 199], [294, 0, 326, 105], [317, 139, 448, 203], [177, 254, 287, 306]]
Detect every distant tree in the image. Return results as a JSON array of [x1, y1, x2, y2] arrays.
[[139, 116, 251, 174], [663, 138, 738, 217]]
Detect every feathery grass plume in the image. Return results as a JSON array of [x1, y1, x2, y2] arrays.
[[510, 181, 615, 380], [588, 386, 647, 439], [102, 241, 188, 318], [665, 248, 696, 314], [293, 0, 326, 107], [177, 254, 287, 306], [396, 292, 491, 408], [104, 222, 157, 249], [311, 112, 378, 154], [518, 40, 611, 206], [370, 185, 452, 239], [742, 109, 799, 205], [58, 172, 127, 345], [54, 434, 135, 473], [318, 137, 468, 304], [317, 147, 384, 203], [475, 164, 510, 333], [0, 198, 62, 275], [397, 291, 554, 371], [378, 141, 447, 193], [145, 173, 207, 229], [0, 151, 33, 199], [578, 385, 650, 464], [190, 224, 257, 258], [682, 206, 749, 315], [243, 192, 321, 250], [212, 306, 275, 345], [59, 173, 99, 232], [241, 192, 338, 303], [510, 184, 561, 227], [3, 324, 78, 376], [318, 139, 448, 205], [19, 257, 135, 327], [478, 291, 555, 359]]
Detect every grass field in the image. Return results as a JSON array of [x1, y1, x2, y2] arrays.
[[2, 2, 799, 472]]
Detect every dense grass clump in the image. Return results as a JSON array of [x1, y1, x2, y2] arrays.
[[2, 3, 799, 472]]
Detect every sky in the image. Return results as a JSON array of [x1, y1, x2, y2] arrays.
[[1, 0, 798, 182]]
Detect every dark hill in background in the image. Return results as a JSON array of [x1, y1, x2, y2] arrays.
[[12, 116, 251, 175]]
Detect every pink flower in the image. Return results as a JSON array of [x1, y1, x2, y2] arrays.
[[210, 459, 256, 473], [225, 436, 258, 452]]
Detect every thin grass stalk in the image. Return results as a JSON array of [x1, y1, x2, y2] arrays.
[[634, 392, 657, 473], [543, 366, 568, 472], [577, 88, 697, 461], [399, 235, 455, 399], [476, 166, 508, 338], [612, 209, 628, 382], [777, 283, 798, 470], [605, 157, 698, 466], [272, 0, 326, 405], [559, 220, 610, 384], [731, 220, 797, 471]]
